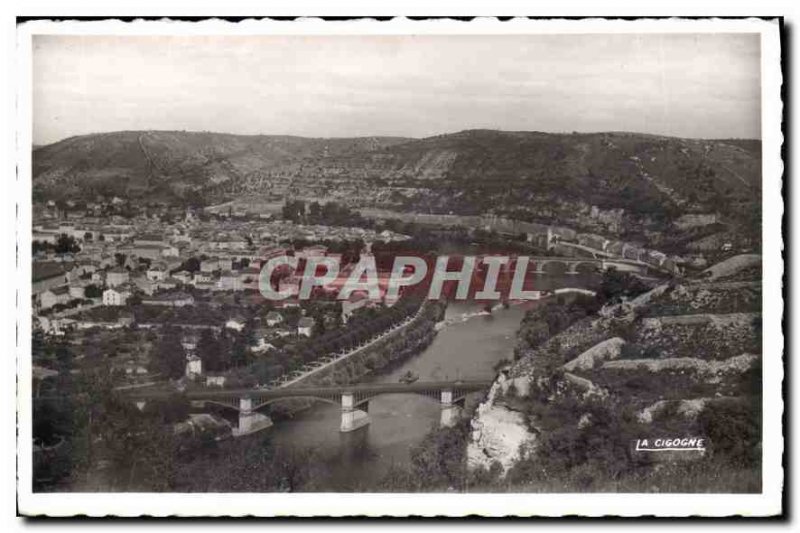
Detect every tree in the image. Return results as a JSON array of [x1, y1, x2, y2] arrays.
[[282, 199, 306, 223], [599, 268, 648, 304], [55, 233, 80, 255], [149, 328, 186, 380], [197, 329, 223, 372], [308, 201, 321, 221], [84, 284, 103, 298], [179, 257, 201, 273]]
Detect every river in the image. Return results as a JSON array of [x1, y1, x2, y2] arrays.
[[255, 272, 599, 490]]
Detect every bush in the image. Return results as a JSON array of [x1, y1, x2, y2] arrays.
[[697, 398, 761, 468]]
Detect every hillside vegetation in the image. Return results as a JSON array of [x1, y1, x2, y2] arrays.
[[33, 130, 760, 232], [466, 255, 763, 492], [33, 130, 410, 201]]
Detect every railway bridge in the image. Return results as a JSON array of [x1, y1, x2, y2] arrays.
[[473, 255, 650, 275]]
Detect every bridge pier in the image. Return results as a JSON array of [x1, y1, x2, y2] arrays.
[[340, 393, 370, 433], [440, 389, 462, 428], [234, 396, 272, 437]]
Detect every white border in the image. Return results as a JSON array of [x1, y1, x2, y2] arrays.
[[14, 17, 783, 517]]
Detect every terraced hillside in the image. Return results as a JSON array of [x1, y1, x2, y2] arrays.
[[467, 254, 763, 492]]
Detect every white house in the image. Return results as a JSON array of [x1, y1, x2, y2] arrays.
[[225, 317, 246, 331], [193, 271, 213, 285], [102, 287, 131, 306], [265, 311, 284, 327], [205, 375, 226, 387], [297, 317, 315, 337], [185, 355, 202, 379]]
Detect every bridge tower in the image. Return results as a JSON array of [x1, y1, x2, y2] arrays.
[[340, 392, 370, 433]]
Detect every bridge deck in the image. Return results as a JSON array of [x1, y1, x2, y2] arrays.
[[125, 380, 493, 401]]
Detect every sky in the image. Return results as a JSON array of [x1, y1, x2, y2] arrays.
[[32, 33, 761, 145]]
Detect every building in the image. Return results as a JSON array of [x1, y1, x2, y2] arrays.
[[141, 292, 195, 307], [181, 333, 199, 353], [134, 233, 165, 246], [102, 287, 131, 306], [40, 286, 71, 310], [146, 265, 168, 282], [173, 270, 192, 284], [217, 257, 234, 272], [226, 317, 246, 331], [106, 267, 130, 287], [122, 244, 172, 261], [623, 245, 646, 262], [342, 291, 370, 323], [577, 233, 608, 251], [296, 245, 328, 260], [193, 271, 213, 285], [206, 375, 226, 387], [644, 250, 667, 267], [68, 283, 86, 300], [297, 317, 315, 337], [200, 258, 220, 273], [33, 262, 70, 295], [239, 267, 261, 289], [217, 270, 241, 291], [32, 232, 59, 245], [265, 311, 283, 327], [138, 277, 161, 296], [185, 355, 202, 379], [161, 245, 180, 258]]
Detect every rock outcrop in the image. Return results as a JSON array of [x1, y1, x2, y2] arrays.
[[562, 337, 625, 372], [467, 374, 536, 475]]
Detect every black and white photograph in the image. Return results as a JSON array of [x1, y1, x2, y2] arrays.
[[14, 17, 783, 517]]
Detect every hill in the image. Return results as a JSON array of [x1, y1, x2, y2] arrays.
[[32, 130, 410, 201], [32, 129, 761, 243]]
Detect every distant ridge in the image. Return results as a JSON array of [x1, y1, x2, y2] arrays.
[[32, 129, 761, 226]]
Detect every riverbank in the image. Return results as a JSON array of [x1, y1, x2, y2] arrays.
[[282, 300, 444, 389]]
